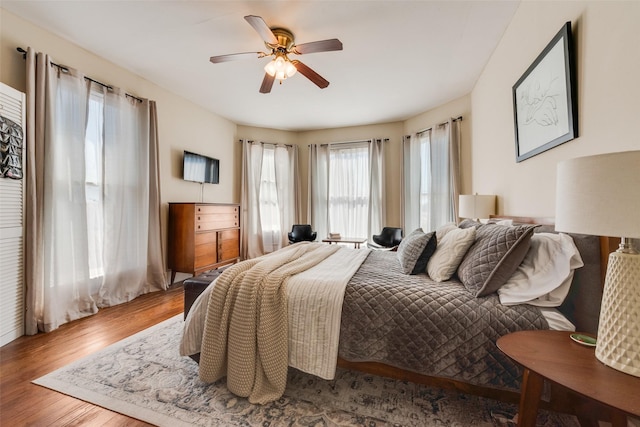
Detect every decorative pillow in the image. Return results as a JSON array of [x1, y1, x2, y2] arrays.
[[427, 227, 476, 281], [458, 218, 482, 229], [457, 223, 537, 297], [397, 228, 437, 275], [435, 222, 457, 242], [498, 233, 584, 307], [488, 219, 514, 226]]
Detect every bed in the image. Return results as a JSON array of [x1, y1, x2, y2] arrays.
[[180, 216, 612, 411]]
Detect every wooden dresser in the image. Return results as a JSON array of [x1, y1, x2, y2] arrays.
[[168, 203, 240, 283]]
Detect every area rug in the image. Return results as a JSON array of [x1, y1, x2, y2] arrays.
[[34, 315, 579, 427]]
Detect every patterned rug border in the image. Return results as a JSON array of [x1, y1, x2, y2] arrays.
[[33, 315, 188, 427]]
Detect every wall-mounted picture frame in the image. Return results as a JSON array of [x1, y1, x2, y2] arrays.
[[513, 22, 578, 163]]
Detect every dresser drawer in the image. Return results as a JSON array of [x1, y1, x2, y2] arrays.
[[196, 213, 239, 231], [196, 204, 239, 215]]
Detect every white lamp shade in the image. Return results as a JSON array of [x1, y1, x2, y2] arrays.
[[459, 194, 496, 219], [555, 150, 640, 238], [556, 151, 640, 378]]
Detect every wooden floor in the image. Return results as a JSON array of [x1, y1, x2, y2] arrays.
[[0, 284, 184, 426]]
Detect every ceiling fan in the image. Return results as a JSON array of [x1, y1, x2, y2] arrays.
[[209, 15, 343, 94]]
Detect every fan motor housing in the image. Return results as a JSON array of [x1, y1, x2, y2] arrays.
[[268, 28, 295, 50]]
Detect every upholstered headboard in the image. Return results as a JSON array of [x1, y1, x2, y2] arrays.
[[490, 215, 610, 334]]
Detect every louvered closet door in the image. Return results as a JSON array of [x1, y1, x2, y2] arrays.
[[0, 82, 26, 346]]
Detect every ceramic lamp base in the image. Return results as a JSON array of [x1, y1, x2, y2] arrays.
[[595, 252, 640, 377]]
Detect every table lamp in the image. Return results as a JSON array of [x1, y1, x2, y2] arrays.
[[459, 194, 496, 222], [555, 150, 640, 377]]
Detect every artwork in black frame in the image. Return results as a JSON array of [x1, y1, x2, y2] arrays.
[[513, 22, 578, 163]]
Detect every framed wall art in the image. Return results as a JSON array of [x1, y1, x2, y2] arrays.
[[513, 22, 578, 162]]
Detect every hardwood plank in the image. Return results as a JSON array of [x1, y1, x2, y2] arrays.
[[0, 284, 184, 427]]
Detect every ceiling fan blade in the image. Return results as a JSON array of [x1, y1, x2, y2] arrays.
[[292, 60, 329, 89], [209, 52, 262, 64], [244, 15, 278, 46], [292, 39, 343, 55], [259, 73, 275, 94]]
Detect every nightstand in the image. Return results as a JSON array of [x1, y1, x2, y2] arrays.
[[497, 330, 640, 427]]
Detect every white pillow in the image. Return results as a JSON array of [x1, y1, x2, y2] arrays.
[[498, 233, 583, 307], [435, 222, 457, 242], [427, 227, 476, 282]]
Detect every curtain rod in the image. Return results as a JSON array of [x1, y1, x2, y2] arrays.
[[239, 139, 294, 148], [411, 116, 463, 137], [17, 47, 143, 103], [309, 138, 390, 148]]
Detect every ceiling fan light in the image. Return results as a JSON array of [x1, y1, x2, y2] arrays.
[[275, 70, 287, 80], [285, 61, 297, 78], [264, 60, 277, 76], [274, 56, 286, 71]]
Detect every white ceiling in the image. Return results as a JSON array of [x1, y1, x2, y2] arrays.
[[3, 1, 520, 131]]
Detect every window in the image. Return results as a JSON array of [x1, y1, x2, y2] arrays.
[[403, 120, 460, 232], [418, 130, 451, 230], [328, 143, 370, 238], [26, 50, 165, 334], [85, 90, 105, 279], [241, 141, 298, 258], [258, 146, 281, 242], [308, 139, 384, 243]]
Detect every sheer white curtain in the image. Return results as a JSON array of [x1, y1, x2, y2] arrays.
[[329, 142, 370, 238], [29, 56, 95, 333], [402, 133, 422, 232], [307, 144, 330, 242], [98, 85, 164, 304], [240, 140, 300, 259], [367, 138, 385, 241], [403, 119, 461, 233], [308, 139, 385, 240], [25, 49, 165, 334]]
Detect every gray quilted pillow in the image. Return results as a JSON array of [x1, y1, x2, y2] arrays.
[[397, 228, 437, 275], [458, 219, 482, 229], [457, 223, 537, 297]]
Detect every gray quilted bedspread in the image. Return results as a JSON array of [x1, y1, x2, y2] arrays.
[[338, 250, 549, 391]]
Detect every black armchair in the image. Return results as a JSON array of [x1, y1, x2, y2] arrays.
[[368, 227, 403, 250], [288, 224, 317, 244]]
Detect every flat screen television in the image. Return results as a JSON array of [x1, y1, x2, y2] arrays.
[[183, 150, 219, 184]]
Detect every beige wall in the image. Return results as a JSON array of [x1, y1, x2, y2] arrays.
[[1, 9, 239, 274], [472, 1, 640, 217]]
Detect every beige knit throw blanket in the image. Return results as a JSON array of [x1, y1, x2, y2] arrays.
[[198, 242, 340, 404]]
